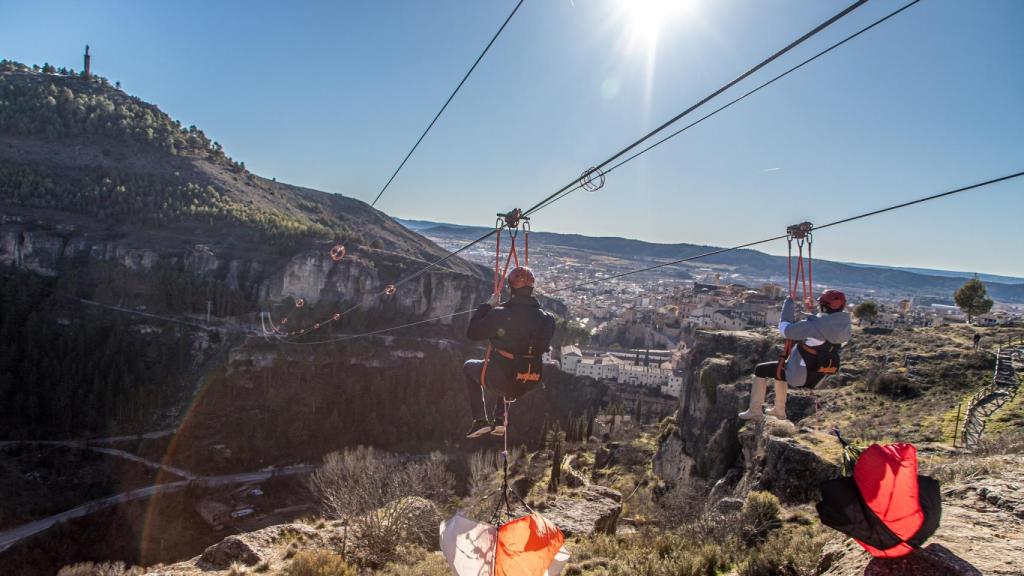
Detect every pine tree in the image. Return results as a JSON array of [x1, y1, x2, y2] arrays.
[[954, 277, 993, 323]]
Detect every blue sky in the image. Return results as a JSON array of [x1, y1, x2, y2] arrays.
[[2, 0, 1022, 276]]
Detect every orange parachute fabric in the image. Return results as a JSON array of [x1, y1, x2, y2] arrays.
[[440, 513, 568, 576], [495, 514, 565, 576]]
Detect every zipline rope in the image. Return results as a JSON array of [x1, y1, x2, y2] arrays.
[[274, 0, 878, 340], [528, 0, 924, 215], [370, 0, 525, 208], [521, 0, 870, 218], [277, 170, 1024, 345]]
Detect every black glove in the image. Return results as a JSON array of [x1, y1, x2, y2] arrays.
[[472, 303, 492, 320]]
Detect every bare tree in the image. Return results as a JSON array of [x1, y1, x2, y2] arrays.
[[308, 446, 453, 566]]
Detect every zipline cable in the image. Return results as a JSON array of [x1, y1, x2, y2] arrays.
[[529, 0, 923, 215], [370, 0, 526, 208], [521, 0, 870, 217], [547, 170, 1024, 293], [282, 0, 879, 337], [279, 169, 1024, 345]]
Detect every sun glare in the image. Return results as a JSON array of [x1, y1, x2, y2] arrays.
[[620, 0, 693, 52]]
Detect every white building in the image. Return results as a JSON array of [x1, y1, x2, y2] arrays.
[[560, 345, 582, 373], [576, 356, 621, 380], [662, 375, 684, 398], [711, 310, 745, 331], [618, 363, 672, 388]]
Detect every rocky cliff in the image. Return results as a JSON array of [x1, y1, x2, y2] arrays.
[[654, 329, 835, 505]]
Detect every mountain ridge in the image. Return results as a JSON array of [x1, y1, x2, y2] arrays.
[[395, 217, 1024, 303]]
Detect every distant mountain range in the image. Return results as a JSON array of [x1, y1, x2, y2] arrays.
[[395, 218, 1024, 304]]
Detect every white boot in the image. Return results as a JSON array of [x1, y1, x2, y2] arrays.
[[765, 381, 788, 420], [739, 377, 767, 420]]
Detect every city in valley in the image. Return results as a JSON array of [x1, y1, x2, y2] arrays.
[[417, 221, 1024, 399]]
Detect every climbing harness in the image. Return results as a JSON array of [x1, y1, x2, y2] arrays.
[[786, 221, 815, 310], [479, 209, 532, 395], [777, 222, 814, 382]]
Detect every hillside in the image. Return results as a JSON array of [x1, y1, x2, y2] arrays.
[[0, 62, 497, 441], [398, 219, 1024, 303]]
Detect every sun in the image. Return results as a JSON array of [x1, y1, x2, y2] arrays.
[[619, 0, 692, 51]]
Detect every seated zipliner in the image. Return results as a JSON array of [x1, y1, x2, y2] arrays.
[[739, 289, 852, 422], [463, 266, 556, 438]]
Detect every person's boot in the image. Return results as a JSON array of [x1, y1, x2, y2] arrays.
[[738, 377, 767, 420], [765, 381, 788, 420], [466, 418, 494, 439]]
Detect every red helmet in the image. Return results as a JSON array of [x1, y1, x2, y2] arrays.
[[818, 289, 847, 312], [507, 266, 536, 290]]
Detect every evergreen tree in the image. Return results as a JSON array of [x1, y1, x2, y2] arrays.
[[852, 301, 879, 325], [954, 277, 994, 323]]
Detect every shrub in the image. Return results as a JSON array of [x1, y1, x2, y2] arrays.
[[378, 544, 451, 576], [740, 491, 782, 544], [737, 524, 830, 576], [864, 370, 918, 398], [57, 563, 143, 576], [468, 450, 497, 496], [308, 447, 453, 567], [284, 550, 356, 576]]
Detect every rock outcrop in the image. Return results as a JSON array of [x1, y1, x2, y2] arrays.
[[735, 419, 838, 504], [152, 523, 325, 574], [653, 330, 772, 487], [541, 484, 622, 536]]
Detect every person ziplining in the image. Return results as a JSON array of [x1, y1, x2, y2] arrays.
[[739, 222, 852, 422], [463, 210, 556, 439]]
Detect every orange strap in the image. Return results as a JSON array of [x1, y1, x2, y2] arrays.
[[777, 339, 794, 381]]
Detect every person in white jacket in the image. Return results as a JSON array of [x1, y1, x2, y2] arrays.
[[739, 289, 851, 421]]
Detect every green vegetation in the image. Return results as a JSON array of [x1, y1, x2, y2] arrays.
[[0, 270, 198, 438], [955, 277, 994, 322], [0, 162, 339, 249], [852, 300, 879, 325], [0, 61, 363, 249], [1, 60, 223, 158]]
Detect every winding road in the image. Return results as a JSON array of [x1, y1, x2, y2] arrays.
[[0, 434, 313, 553]]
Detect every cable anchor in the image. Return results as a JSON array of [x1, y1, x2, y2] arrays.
[[497, 208, 528, 230], [786, 221, 814, 240]]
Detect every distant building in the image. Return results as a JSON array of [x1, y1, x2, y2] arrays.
[[83, 45, 91, 78], [661, 374, 684, 397], [560, 345, 582, 373]]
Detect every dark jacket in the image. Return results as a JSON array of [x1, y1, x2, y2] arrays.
[[466, 294, 556, 357]]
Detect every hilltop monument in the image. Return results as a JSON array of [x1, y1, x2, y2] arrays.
[[83, 45, 91, 78]]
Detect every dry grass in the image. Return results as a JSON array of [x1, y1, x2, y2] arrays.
[[56, 563, 144, 576], [811, 325, 1006, 444], [377, 545, 450, 576], [283, 550, 356, 576]]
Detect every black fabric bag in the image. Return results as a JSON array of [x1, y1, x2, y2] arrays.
[[816, 474, 942, 552], [491, 353, 543, 400]]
